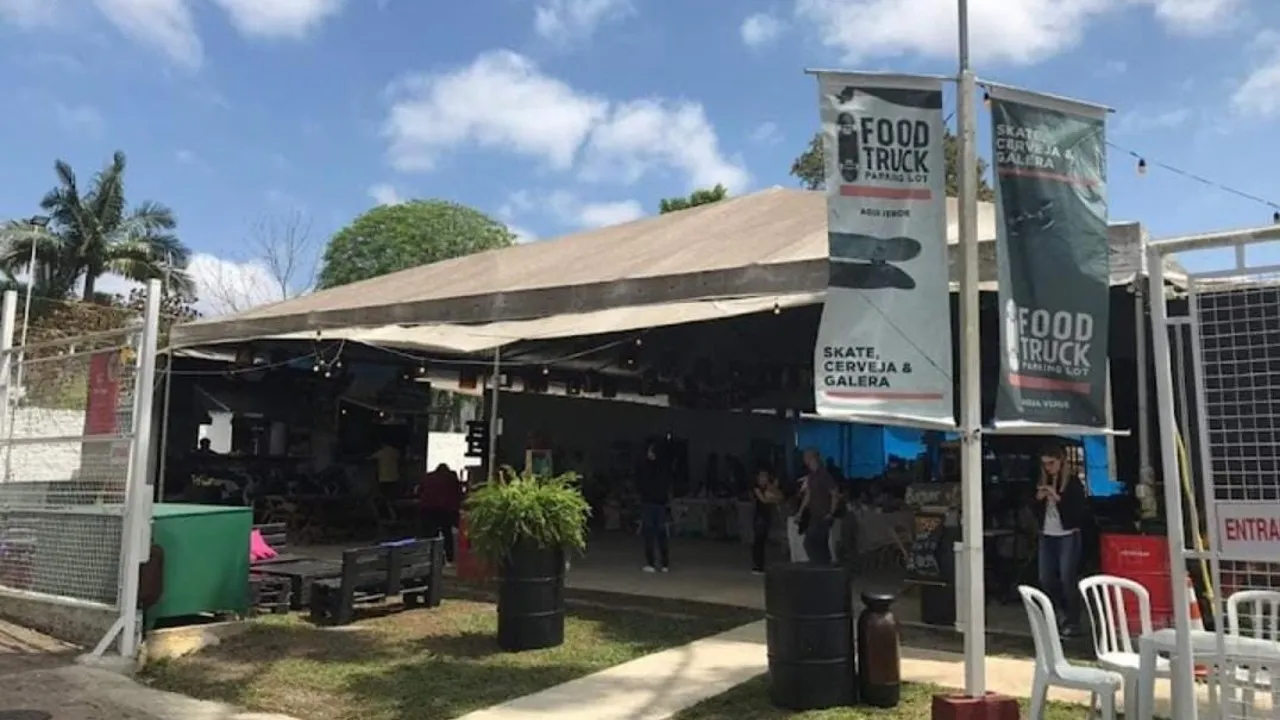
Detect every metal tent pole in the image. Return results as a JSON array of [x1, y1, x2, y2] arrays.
[[487, 346, 500, 482], [955, 0, 987, 696], [1134, 284, 1153, 489]]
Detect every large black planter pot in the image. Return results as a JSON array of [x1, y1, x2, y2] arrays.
[[765, 562, 855, 710], [497, 541, 566, 651]]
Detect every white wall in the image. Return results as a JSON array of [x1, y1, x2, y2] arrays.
[[427, 431, 479, 474], [496, 392, 791, 485], [2, 408, 94, 484]]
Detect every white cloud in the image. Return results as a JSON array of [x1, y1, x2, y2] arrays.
[[188, 253, 287, 316], [368, 183, 404, 206], [211, 0, 344, 39], [1141, 0, 1242, 34], [0, 0, 62, 28], [792, 0, 1240, 66], [1232, 31, 1280, 119], [581, 99, 750, 191], [517, 190, 645, 229], [507, 224, 539, 243], [91, 0, 202, 68], [53, 102, 105, 138], [384, 50, 607, 172], [534, 0, 632, 43], [80, 253, 281, 316], [748, 121, 781, 145], [383, 50, 749, 192], [740, 12, 783, 48], [10, 0, 344, 68]]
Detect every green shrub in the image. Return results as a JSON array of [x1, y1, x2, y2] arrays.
[[463, 466, 591, 565]]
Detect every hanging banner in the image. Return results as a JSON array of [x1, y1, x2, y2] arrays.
[[989, 86, 1110, 429], [812, 73, 955, 428]]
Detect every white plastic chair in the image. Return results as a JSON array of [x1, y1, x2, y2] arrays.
[[1226, 589, 1280, 717], [1019, 585, 1124, 719], [1079, 574, 1173, 719]]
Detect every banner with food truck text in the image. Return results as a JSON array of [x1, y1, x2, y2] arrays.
[[811, 72, 955, 429], [989, 86, 1110, 429]]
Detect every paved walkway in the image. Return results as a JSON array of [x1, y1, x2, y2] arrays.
[[456, 620, 1199, 720], [0, 619, 296, 720]]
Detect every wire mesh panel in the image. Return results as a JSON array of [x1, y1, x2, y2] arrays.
[[0, 299, 142, 608]]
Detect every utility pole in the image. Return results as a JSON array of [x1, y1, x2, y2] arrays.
[[954, 0, 987, 696]]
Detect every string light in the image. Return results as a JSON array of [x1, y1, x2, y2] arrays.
[[773, 301, 781, 315], [982, 91, 991, 108], [634, 337, 643, 347], [1113, 141, 1280, 224]]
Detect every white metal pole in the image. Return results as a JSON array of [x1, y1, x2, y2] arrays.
[[155, 353, 174, 502], [487, 347, 501, 482], [0, 291, 16, 480], [955, 0, 987, 696], [1134, 285, 1153, 490], [14, 230, 39, 397], [1145, 250, 1198, 717], [118, 280, 162, 659]]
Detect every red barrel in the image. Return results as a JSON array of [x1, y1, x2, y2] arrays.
[[455, 516, 492, 582], [1100, 533, 1172, 630]]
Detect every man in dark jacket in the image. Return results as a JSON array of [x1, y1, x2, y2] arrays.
[[636, 442, 671, 572]]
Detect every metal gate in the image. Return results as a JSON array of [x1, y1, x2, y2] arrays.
[[0, 281, 161, 659], [1150, 228, 1280, 719]]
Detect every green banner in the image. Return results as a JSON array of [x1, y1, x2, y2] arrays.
[[990, 91, 1110, 428]]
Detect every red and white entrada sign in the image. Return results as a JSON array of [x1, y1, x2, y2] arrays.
[[1217, 502, 1280, 561]]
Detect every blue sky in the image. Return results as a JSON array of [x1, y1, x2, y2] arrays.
[[1, 0, 1278, 312]]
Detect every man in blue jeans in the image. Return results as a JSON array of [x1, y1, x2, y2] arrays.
[[636, 442, 671, 572]]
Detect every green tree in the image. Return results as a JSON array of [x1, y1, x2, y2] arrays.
[[789, 129, 995, 201], [318, 199, 515, 432], [658, 184, 729, 214], [0, 151, 192, 302], [317, 200, 515, 289]]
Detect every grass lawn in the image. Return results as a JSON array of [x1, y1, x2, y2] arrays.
[[674, 676, 1091, 719], [141, 593, 761, 720]]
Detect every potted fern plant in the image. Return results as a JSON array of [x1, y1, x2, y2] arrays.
[[463, 466, 591, 651]]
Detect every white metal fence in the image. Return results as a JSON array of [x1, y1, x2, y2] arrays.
[[1150, 228, 1280, 720], [0, 282, 161, 659]]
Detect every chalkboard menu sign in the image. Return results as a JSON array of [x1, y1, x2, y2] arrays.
[[905, 511, 947, 585]]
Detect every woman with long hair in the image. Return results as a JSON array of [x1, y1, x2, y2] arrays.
[[1032, 441, 1087, 636]]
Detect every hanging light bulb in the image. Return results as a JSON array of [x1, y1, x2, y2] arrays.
[[541, 365, 550, 375], [333, 358, 343, 369], [1136, 158, 1148, 176], [982, 91, 991, 108], [773, 301, 781, 315], [634, 337, 643, 347], [312, 362, 321, 373], [1273, 211, 1279, 224]]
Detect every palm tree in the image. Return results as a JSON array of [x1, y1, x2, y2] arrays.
[[0, 151, 192, 302]]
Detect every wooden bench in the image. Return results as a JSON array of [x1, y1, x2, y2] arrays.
[[308, 538, 443, 626]]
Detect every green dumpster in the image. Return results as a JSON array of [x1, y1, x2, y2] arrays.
[[148, 503, 251, 621]]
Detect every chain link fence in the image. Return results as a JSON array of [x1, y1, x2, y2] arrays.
[[0, 286, 160, 657]]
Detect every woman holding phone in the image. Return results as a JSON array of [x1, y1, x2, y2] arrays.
[[1032, 442, 1087, 636]]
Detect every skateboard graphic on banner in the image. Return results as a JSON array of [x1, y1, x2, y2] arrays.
[[828, 233, 922, 290]]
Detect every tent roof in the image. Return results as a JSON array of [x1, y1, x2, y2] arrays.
[[171, 186, 1178, 349]]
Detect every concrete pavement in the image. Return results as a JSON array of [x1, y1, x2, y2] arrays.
[[0, 619, 296, 720], [455, 619, 1204, 720]]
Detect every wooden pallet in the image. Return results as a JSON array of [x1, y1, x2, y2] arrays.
[[249, 573, 294, 615]]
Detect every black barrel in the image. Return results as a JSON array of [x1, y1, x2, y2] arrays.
[[765, 562, 855, 710], [497, 541, 566, 651]]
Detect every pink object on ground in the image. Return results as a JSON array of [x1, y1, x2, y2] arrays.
[[249, 529, 278, 562]]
